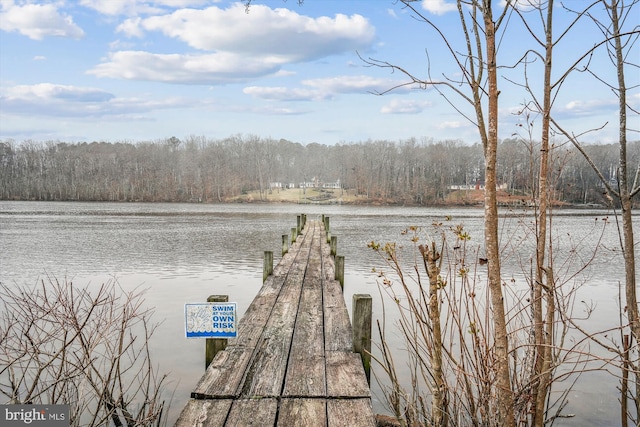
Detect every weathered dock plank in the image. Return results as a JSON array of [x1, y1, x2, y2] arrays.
[[323, 279, 353, 352], [326, 351, 371, 398], [175, 399, 232, 426], [327, 399, 378, 427], [283, 289, 326, 396], [240, 223, 314, 397], [283, 226, 326, 397], [176, 218, 375, 427], [226, 398, 278, 426], [278, 398, 327, 426], [191, 345, 252, 399]]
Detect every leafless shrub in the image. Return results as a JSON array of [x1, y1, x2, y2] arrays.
[[368, 217, 616, 426], [0, 278, 168, 426]]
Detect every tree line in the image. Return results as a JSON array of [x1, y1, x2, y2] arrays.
[[1, 135, 637, 206]]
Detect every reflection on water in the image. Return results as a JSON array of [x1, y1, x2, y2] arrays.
[[0, 201, 636, 426]]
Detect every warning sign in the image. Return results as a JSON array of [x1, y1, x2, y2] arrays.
[[185, 302, 237, 338]]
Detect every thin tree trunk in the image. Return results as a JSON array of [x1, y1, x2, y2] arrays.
[[532, 2, 555, 425], [422, 242, 448, 426], [609, 0, 639, 420], [483, 3, 516, 425]]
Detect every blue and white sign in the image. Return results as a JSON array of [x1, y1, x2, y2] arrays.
[[185, 302, 237, 338]]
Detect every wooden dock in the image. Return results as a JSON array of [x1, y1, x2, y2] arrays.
[[175, 217, 376, 426]]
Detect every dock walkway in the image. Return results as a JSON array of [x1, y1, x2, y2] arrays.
[[175, 218, 376, 426]]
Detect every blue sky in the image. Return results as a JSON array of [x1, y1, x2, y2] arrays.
[[0, 0, 637, 145]]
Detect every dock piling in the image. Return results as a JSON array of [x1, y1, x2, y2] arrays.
[[205, 294, 228, 369], [263, 251, 273, 282], [282, 234, 289, 256], [335, 255, 344, 289], [353, 294, 372, 384]]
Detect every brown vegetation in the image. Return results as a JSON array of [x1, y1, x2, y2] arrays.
[[1, 137, 635, 207], [0, 279, 168, 426]]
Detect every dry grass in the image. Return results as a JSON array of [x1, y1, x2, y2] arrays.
[[226, 188, 362, 204], [226, 187, 544, 207]]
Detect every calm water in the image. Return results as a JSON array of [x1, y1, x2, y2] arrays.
[[0, 201, 636, 426]]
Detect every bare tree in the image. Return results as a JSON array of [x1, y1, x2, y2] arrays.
[[535, 0, 640, 423], [0, 278, 168, 427], [361, 1, 517, 424], [507, 1, 583, 424]]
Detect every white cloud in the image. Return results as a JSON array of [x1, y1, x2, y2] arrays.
[[0, 83, 195, 118], [4, 83, 114, 102], [303, 75, 411, 95], [115, 17, 144, 37], [33, 55, 46, 61], [88, 50, 283, 84], [108, 39, 137, 50], [629, 92, 640, 109], [499, 0, 544, 11], [421, 0, 457, 15], [250, 104, 309, 115], [273, 69, 297, 78], [243, 75, 412, 102], [79, 0, 210, 17], [437, 121, 465, 129], [118, 4, 375, 62], [0, 0, 84, 40], [80, 0, 136, 16], [561, 98, 618, 116], [243, 86, 330, 102], [100, 5, 376, 85], [381, 98, 432, 114]]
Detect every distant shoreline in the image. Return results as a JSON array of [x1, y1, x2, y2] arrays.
[[1, 191, 612, 209]]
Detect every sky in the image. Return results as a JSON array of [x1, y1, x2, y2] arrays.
[[0, 0, 638, 146]]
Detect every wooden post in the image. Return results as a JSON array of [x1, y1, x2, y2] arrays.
[[263, 251, 273, 282], [282, 234, 289, 256], [291, 227, 297, 243], [353, 294, 372, 384], [297, 215, 301, 235], [335, 255, 344, 289], [205, 295, 228, 369], [324, 216, 330, 241], [330, 235, 337, 257]]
